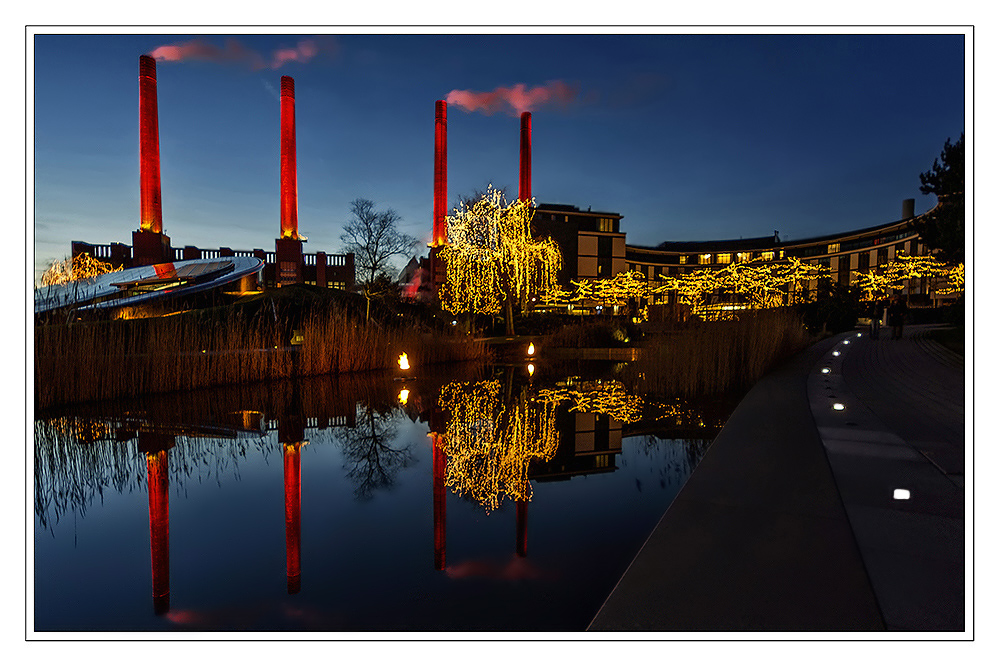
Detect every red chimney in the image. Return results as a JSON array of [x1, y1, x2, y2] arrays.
[[432, 101, 448, 247], [139, 55, 163, 234], [519, 112, 532, 202], [280, 76, 299, 240]]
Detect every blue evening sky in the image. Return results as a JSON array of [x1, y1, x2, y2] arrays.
[[31, 31, 966, 279]]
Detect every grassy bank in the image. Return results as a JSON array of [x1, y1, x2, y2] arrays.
[[34, 299, 486, 410], [624, 308, 814, 398]]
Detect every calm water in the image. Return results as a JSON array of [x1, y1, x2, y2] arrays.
[[33, 363, 732, 632]]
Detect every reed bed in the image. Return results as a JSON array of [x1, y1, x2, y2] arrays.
[[627, 308, 814, 398], [34, 305, 486, 410]]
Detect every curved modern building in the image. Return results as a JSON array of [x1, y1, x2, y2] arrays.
[[532, 198, 951, 314]]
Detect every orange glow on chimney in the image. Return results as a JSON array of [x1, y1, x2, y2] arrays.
[[280, 76, 299, 240], [139, 55, 163, 234], [433, 101, 448, 247]]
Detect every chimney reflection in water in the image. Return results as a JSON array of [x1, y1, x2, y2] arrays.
[[432, 434, 447, 570], [283, 442, 302, 594], [139, 432, 173, 616]]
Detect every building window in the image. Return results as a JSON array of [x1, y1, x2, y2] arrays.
[[737, 252, 751, 263], [698, 254, 712, 265], [827, 243, 841, 254], [877, 248, 888, 266], [858, 252, 870, 272], [761, 251, 775, 261], [678, 255, 688, 264], [597, 217, 614, 232], [717, 253, 732, 264]]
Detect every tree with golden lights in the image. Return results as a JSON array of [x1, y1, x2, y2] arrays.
[[851, 253, 957, 302], [39, 253, 120, 287], [651, 258, 830, 313], [439, 187, 561, 335]]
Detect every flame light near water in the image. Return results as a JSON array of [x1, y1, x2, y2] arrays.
[[398, 353, 410, 370], [446, 81, 579, 116]]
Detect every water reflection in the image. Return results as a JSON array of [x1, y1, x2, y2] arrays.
[[34, 364, 734, 631]]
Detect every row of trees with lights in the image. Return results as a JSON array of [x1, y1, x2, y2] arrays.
[[433, 187, 964, 331]]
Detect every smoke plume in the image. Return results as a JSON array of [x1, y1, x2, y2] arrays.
[[148, 37, 324, 70], [446, 81, 580, 116]]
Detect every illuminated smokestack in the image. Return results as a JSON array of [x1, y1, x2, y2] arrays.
[[519, 112, 532, 202], [280, 76, 299, 240], [433, 100, 448, 246], [139, 55, 163, 234]]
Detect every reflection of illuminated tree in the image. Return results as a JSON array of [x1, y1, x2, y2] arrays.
[[537, 381, 727, 428], [335, 405, 414, 500], [437, 380, 558, 513], [537, 380, 644, 424]]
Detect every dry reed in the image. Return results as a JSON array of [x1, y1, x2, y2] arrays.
[[34, 305, 486, 410], [627, 308, 814, 398]]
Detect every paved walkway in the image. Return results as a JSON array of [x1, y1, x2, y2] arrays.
[[588, 324, 966, 632]]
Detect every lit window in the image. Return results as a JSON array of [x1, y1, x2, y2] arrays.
[[717, 253, 732, 264], [828, 243, 841, 254], [737, 252, 751, 263], [761, 251, 775, 261], [678, 255, 688, 265], [699, 254, 712, 265]]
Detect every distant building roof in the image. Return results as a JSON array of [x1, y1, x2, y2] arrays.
[[535, 203, 623, 218]]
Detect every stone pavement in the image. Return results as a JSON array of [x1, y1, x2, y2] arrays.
[[587, 324, 966, 632]]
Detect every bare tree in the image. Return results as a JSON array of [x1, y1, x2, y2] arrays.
[[340, 199, 418, 285]]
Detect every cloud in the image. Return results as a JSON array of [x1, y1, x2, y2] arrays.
[[446, 80, 580, 116], [148, 37, 330, 71]]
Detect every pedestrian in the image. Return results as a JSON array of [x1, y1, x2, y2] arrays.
[[869, 299, 882, 339], [887, 295, 907, 340]]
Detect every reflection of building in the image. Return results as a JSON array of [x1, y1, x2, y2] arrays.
[[530, 410, 623, 482]]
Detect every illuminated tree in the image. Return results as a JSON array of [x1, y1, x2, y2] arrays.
[[650, 258, 830, 314], [39, 253, 120, 287], [851, 253, 954, 301], [439, 186, 561, 335], [938, 263, 964, 296]]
